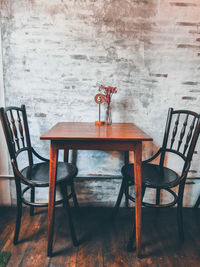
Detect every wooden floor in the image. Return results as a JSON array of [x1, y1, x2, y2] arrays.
[[0, 206, 200, 267]]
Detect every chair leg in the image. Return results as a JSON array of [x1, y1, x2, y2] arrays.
[[177, 184, 185, 243], [30, 187, 35, 216], [156, 188, 160, 206], [125, 180, 129, 208], [65, 187, 79, 246], [156, 188, 161, 215], [194, 194, 200, 209], [14, 180, 22, 245], [127, 222, 136, 252], [177, 200, 184, 242], [60, 183, 79, 246], [142, 185, 146, 200], [112, 179, 126, 219], [70, 181, 80, 213]]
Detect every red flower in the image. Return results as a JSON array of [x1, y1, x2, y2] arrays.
[[98, 85, 117, 104]]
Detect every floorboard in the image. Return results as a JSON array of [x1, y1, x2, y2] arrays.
[[0, 206, 199, 267]]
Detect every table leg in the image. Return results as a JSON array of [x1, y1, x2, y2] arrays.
[[64, 149, 69, 162], [47, 143, 58, 257], [134, 142, 142, 258], [124, 151, 129, 208]]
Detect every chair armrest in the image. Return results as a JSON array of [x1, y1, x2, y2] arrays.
[[31, 148, 49, 162], [143, 148, 162, 164], [11, 160, 37, 186], [169, 162, 191, 188]]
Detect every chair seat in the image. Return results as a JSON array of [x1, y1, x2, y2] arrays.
[[21, 162, 78, 186], [121, 163, 180, 188]]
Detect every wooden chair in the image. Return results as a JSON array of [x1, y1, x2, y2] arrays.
[[113, 108, 200, 250], [0, 105, 79, 247]]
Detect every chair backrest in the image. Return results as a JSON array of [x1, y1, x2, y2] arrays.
[[160, 108, 200, 174], [0, 105, 33, 169]]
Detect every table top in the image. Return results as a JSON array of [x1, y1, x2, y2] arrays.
[[40, 122, 153, 142]]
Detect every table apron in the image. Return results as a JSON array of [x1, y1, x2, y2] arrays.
[[51, 140, 140, 151]]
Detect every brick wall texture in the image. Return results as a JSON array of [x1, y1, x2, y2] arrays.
[[1, 0, 199, 206]]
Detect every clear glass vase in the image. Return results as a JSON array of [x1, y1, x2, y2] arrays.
[[105, 104, 112, 125]]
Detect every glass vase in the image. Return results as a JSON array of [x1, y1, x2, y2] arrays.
[[105, 104, 112, 125]]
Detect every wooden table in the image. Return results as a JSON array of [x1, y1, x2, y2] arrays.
[[40, 122, 153, 257]]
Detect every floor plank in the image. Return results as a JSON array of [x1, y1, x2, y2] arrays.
[[0, 207, 199, 267]]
